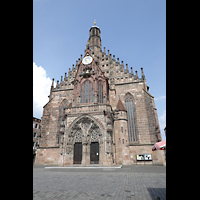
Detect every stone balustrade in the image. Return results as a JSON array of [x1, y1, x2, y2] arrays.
[[65, 104, 112, 115]]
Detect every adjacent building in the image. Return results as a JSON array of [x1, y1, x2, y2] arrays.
[[33, 117, 41, 163]]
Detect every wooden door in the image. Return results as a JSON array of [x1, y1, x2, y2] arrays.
[[90, 142, 99, 164], [73, 142, 82, 164]]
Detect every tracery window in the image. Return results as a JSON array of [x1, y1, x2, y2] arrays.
[[97, 81, 103, 103], [124, 93, 137, 142], [80, 81, 94, 103]]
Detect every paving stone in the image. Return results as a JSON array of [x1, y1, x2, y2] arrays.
[[33, 165, 166, 199]]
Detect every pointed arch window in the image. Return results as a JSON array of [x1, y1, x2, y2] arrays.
[[97, 81, 103, 103], [80, 81, 94, 104], [124, 93, 137, 142]]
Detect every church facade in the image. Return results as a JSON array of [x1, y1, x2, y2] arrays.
[[35, 23, 165, 166]]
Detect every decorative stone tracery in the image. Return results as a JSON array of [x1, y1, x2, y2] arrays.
[[65, 116, 102, 154]]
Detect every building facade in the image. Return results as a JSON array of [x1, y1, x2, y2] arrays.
[[33, 117, 41, 163], [35, 23, 165, 166]]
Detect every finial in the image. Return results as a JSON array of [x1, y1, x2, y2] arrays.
[[52, 78, 54, 87], [61, 76, 63, 82], [135, 71, 138, 79], [141, 67, 145, 79], [131, 67, 134, 75], [94, 19, 96, 25]]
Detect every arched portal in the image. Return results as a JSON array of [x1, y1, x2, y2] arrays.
[[65, 115, 102, 165]]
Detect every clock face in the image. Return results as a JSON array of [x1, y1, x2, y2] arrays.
[[82, 56, 93, 65]]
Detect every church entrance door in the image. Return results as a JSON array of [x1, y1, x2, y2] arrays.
[[73, 142, 82, 164], [90, 142, 99, 164]]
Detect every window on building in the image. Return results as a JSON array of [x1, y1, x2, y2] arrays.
[[122, 139, 124, 144], [121, 127, 123, 133], [80, 81, 94, 104], [97, 81, 103, 103], [57, 134, 60, 144], [35, 123, 38, 129], [34, 132, 37, 138], [124, 93, 137, 142]]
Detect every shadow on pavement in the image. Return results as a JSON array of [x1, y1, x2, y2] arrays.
[[147, 188, 166, 200]]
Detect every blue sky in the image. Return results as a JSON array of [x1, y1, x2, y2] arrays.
[[33, 0, 166, 140]]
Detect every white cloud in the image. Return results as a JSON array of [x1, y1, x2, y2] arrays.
[[154, 95, 166, 101], [33, 62, 54, 119], [159, 110, 166, 141]]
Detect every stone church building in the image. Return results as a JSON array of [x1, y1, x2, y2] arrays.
[[35, 23, 165, 166]]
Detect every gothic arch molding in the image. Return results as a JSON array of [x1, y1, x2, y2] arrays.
[[66, 114, 104, 137], [124, 92, 134, 101]]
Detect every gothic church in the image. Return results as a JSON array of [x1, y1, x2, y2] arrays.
[[35, 22, 165, 166]]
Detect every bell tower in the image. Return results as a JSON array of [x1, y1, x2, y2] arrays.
[[88, 20, 102, 57]]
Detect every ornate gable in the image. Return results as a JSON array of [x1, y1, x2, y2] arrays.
[[72, 49, 109, 106]]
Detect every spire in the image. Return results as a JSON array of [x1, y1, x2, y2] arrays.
[[89, 21, 101, 52]]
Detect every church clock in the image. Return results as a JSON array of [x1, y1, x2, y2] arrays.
[[82, 55, 93, 65]]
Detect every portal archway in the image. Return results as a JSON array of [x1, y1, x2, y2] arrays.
[[65, 115, 103, 165]]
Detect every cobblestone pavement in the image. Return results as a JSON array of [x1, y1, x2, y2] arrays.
[[33, 165, 166, 200]]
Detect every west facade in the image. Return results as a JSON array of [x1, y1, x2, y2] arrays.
[[35, 23, 165, 166]]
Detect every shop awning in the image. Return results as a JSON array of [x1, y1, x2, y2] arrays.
[[152, 140, 166, 151]]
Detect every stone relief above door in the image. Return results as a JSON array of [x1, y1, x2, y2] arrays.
[[65, 116, 102, 154]]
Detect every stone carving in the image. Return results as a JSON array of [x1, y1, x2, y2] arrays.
[[66, 146, 73, 154], [90, 129, 100, 142], [75, 130, 82, 142], [67, 117, 101, 145], [79, 121, 92, 137]]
